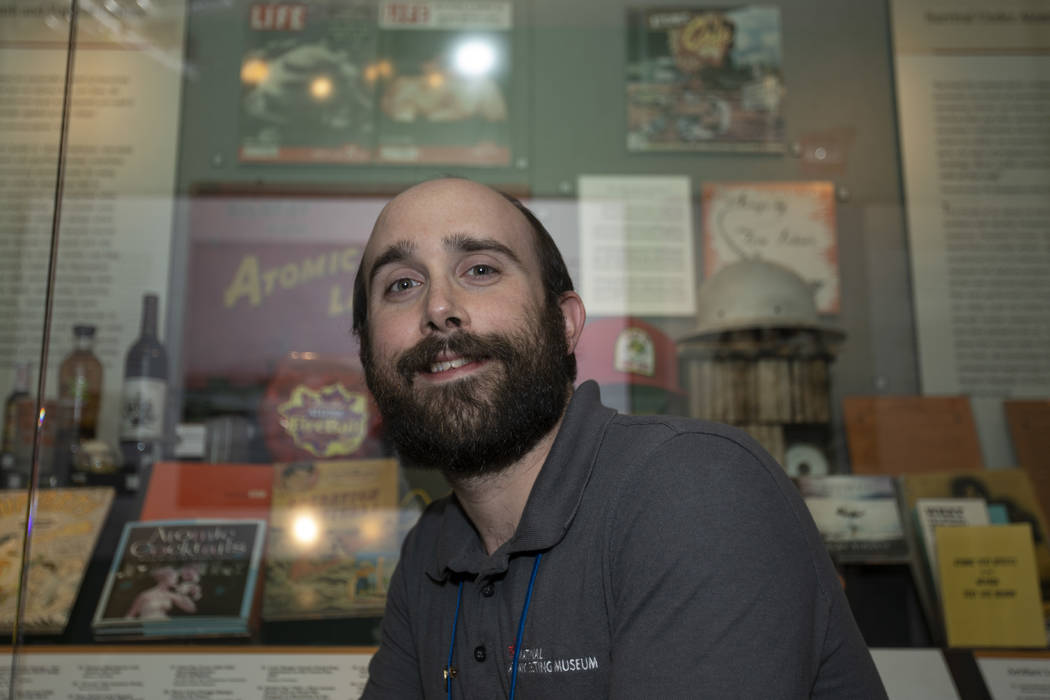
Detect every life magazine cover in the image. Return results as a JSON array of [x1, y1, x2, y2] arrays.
[[626, 6, 785, 152]]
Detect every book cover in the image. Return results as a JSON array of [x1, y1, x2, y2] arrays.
[[92, 519, 267, 639], [0, 488, 114, 634], [914, 498, 990, 595], [263, 459, 399, 620], [797, 475, 908, 561], [937, 524, 1046, 648], [141, 462, 273, 521], [902, 469, 1050, 602]]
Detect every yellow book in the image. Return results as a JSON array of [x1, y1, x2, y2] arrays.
[[937, 524, 1046, 648]]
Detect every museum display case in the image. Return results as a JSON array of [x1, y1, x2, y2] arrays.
[[1, 0, 1048, 696]]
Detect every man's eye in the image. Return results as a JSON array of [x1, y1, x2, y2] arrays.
[[387, 278, 420, 294], [467, 264, 498, 278]]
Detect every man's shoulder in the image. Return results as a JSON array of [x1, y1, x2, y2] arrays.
[[602, 412, 780, 476]]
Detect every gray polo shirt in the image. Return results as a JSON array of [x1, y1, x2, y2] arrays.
[[362, 381, 887, 699]]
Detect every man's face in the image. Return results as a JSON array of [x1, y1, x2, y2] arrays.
[[358, 179, 578, 476]]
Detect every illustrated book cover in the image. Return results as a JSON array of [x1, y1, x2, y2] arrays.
[[0, 487, 114, 634], [625, 6, 785, 153], [263, 459, 399, 621], [92, 519, 267, 639], [796, 475, 908, 561]]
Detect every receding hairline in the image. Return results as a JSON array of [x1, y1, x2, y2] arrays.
[[360, 177, 536, 281]]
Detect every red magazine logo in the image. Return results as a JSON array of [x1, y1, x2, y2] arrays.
[[250, 4, 307, 30], [383, 2, 431, 25]]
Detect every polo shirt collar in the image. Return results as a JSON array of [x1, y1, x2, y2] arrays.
[[425, 381, 616, 580]]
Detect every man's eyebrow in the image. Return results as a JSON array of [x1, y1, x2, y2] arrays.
[[443, 233, 522, 265], [367, 240, 416, 288]]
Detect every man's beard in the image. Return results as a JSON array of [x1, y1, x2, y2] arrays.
[[361, 304, 572, 479]]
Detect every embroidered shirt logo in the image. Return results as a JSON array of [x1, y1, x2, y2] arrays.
[[506, 646, 600, 675]]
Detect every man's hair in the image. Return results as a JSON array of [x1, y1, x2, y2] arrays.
[[351, 185, 577, 380]]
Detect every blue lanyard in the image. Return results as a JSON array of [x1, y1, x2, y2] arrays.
[[445, 553, 543, 700]]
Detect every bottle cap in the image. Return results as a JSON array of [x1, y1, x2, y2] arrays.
[[73, 324, 97, 337]]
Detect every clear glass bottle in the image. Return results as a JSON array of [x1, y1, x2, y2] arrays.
[[59, 326, 103, 441], [120, 293, 169, 490]]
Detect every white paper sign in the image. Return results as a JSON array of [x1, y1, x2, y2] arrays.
[[578, 175, 696, 316], [977, 655, 1050, 700]]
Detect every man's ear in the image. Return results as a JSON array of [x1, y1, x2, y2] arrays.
[[558, 291, 586, 353]]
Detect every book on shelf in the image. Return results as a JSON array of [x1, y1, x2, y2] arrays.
[[914, 498, 990, 595], [1004, 399, 1050, 531], [263, 459, 400, 621], [141, 461, 273, 521], [796, 475, 908, 561], [937, 523, 1046, 648], [843, 395, 983, 474], [0, 487, 114, 634], [92, 519, 267, 639], [901, 469, 1050, 609]]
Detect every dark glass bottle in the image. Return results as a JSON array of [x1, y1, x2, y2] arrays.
[[59, 325, 103, 440], [119, 294, 168, 491], [1, 362, 32, 477]]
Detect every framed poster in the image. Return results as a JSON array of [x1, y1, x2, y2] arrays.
[[375, 0, 514, 166], [702, 182, 839, 313], [626, 6, 785, 153]]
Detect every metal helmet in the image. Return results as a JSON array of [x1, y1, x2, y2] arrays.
[[681, 258, 844, 342]]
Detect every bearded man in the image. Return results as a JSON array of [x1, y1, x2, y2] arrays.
[[354, 178, 887, 699]]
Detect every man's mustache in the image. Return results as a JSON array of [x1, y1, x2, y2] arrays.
[[395, 331, 519, 381]]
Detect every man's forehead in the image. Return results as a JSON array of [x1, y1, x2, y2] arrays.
[[363, 179, 533, 268]]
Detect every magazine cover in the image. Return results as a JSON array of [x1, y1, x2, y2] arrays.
[[92, 519, 267, 638], [375, 0, 513, 165], [264, 459, 399, 620], [239, 1, 379, 162], [0, 488, 114, 634], [626, 6, 785, 152], [797, 476, 908, 561]]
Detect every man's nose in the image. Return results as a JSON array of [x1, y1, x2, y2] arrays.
[[421, 278, 469, 333]]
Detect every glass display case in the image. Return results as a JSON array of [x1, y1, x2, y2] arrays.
[[1, 0, 1048, 696]]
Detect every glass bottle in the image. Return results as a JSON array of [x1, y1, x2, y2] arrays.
[[119, 293, 168, 490], [59, 325, 103, 440], [1, 362, 32, 478]]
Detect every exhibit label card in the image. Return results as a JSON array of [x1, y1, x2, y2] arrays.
[[936, 523, 1045, 648], [702, 182, 839, 313], [578, 175, 696, 316], [976, 653, 1050, 700]]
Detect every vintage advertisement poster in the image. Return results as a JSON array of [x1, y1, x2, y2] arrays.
[[702, 182, 839, 313], [626, 6, 785, 152], [239, 1, 379, 163], [375, 0, 513, 165], [183, 194, 383, 386], [264, 459, 399, 620]]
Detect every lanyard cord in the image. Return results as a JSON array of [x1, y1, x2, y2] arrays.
[[445, 553, 543, 700]]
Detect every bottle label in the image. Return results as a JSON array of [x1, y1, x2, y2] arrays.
[[120, 378, 166, 440]]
